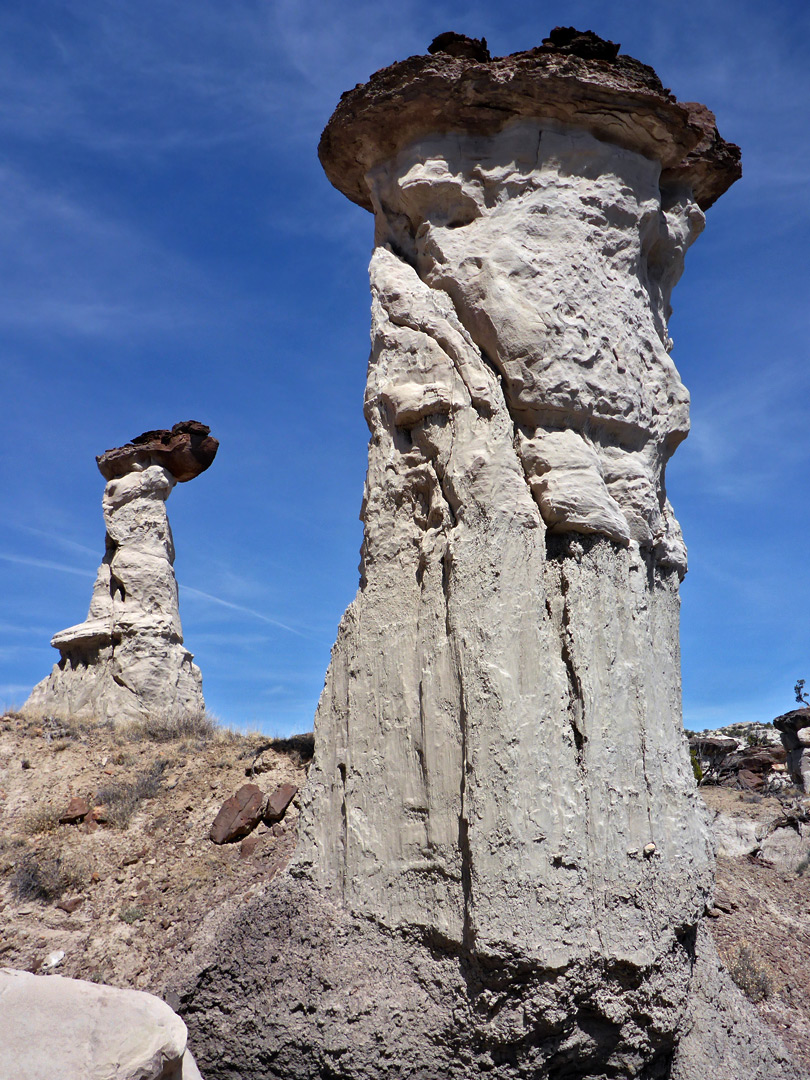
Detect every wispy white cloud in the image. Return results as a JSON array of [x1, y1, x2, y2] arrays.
[[190, 631, 273, 647], [0, 553, 309, 637], [11, 525, 98, 559], [0, 684, 35, 703], [0, 621, 52, 637], [0, 552, 94, 579], [181, 585, 309, 637], [0, 0, 402, 165], [673, 351, 810, 501], [0, 164, 223, 338], [0, 3, 287, 153]]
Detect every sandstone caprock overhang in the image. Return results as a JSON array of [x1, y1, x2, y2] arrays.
[[319, 27, 740, 213]]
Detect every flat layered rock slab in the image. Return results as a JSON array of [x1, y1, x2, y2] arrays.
[[265, 784, 297, 822], [209, 784, 264, 844]]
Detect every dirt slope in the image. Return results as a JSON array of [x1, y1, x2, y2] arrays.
[[0, 711, 308, 998], [1, 712, 808, 1072]]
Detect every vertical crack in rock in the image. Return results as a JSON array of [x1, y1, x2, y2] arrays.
[[456, 657, 475, 953], [557, 562, 587, 770], [24, 422, 217, 724]]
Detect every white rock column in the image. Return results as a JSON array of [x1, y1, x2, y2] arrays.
[[182, 34, 801, 1080], [299, 34, 739, 976], [24, 422, 217, 723]]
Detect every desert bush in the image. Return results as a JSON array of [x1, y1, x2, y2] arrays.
[[0, 836, 26, 874], [689, 748, 703, 784], [21, 803, 61, 836], [124, 710, 217, 744], [746, 731, 771, 747], [727, 945, 775, 1003], [85, 965, 114, 983], [96, 760, 167, 828], [10, 849, 91, 903], [119, 906, 148, 924], [0, 836, 26, 854]]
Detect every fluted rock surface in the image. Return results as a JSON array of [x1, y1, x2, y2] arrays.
[[182, 31, 799, 1079], [24, 421, 217, 724]]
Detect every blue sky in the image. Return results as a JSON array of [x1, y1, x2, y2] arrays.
[[1, 0, 808, 735]]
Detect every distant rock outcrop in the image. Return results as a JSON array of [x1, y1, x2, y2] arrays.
[[182, 31, 799, 1080], [690, 727, 790, 792], [774, 708, 810, 790], [24, 422, 217, 724]]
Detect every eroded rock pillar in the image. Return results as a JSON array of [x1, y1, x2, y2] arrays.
[[299, 29, 742, 969], [24, 421, 218, 723], [182, 31, 801, 1080]]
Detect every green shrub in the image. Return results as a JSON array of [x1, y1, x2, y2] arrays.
[[690, 748, 703, 784], [119, 906, 148, 925], [727, 945, 775, 1003]]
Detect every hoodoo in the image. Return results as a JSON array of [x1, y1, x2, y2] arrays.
[[24, 421, 217, 724], [182, 31, 799, 1079]]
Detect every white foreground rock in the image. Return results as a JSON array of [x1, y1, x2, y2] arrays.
[[24, 422, 217, 724], [0, 968, 202, 1080]]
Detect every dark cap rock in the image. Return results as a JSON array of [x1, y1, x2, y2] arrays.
[[427, 32, 490, 62], [773, 707, 810, 734], [97, 420, 219, 483], [319, 28, 740, 213], [541, 26, 620, 61]]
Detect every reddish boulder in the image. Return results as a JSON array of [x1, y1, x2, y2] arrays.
[[59, 797, 89, 824], [56, 897, 84, 913], [240, 834, 260, 859], [736, 746, 786, 773], [264, 784, 298, 823], [737, 768, 764, 792], [210, 784, 264, 844]]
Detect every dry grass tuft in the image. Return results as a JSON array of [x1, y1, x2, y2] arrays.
[[122, 710, 218, 744], [20, 802, 62, 836], [727, 944, 776, 1003], [96, 760, 167, 828], [9, 848, 91, 903]]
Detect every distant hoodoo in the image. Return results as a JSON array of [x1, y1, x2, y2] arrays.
[[24, 421, 218, 724]]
